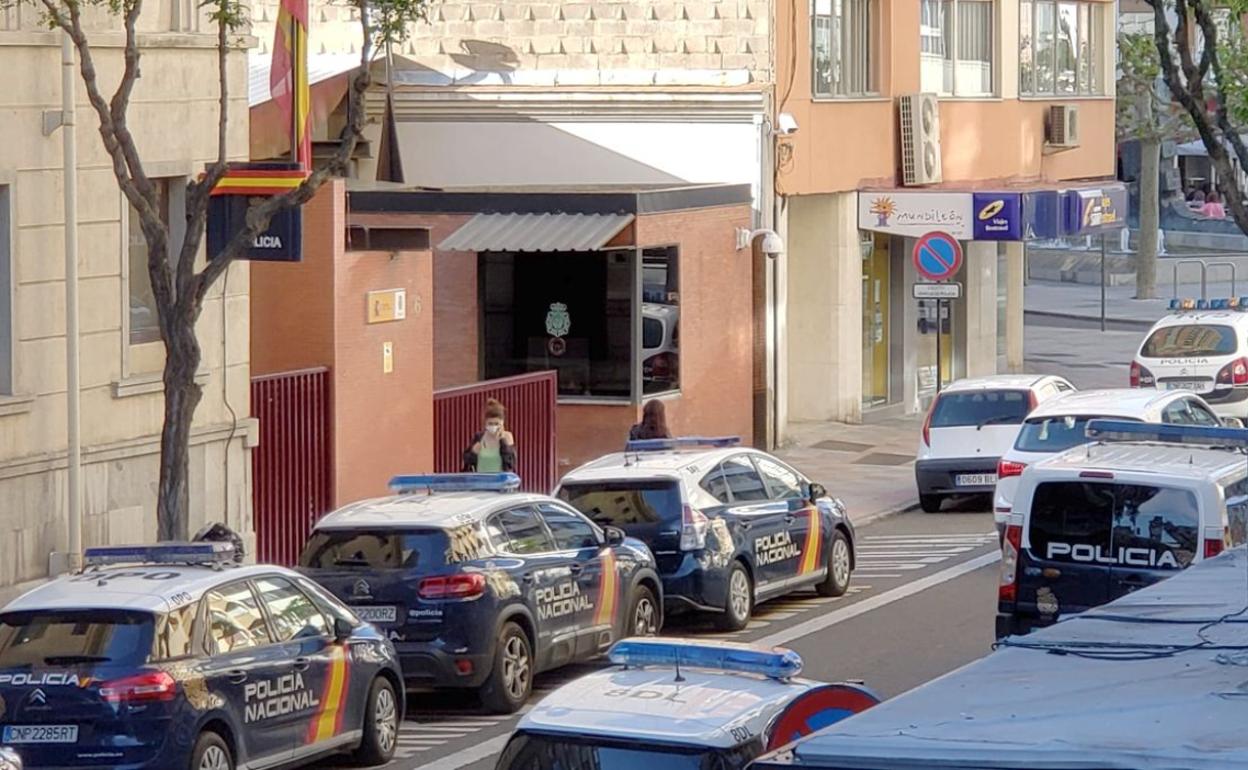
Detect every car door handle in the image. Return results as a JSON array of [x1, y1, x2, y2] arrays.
[[738, 521, 752, 531], [783, 514, 797, 524], [521, 572, 535, 584], [227, 669, 248, 684], [1120, 575, 1153, 587], [293, 657, 311, 672], [568, 564, 583, 576]]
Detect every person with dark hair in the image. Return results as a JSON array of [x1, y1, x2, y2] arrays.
[[1188, 189, 1206, 210], [629, 399, 672, 441], [463, 398, 516, 472]]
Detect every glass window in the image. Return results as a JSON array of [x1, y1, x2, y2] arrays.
[[1140, 325, 1238, 358], [701, 466, 732, 504], [721, 456, 770, 502], [205, 583, 271, 655], [1028, 481, 1115, 560], [1020, 0, 1105, 96], [494, 507, 555, 555], [1185, 399, 1221, 427], [813, 0, 879, 97], [537, 504, 601, 550], [0, 610, 155, 668], [1225, 475, 1248, 546], [253, 576, 330, 643], [151, 604, 197, 661], [930, 389, 1031, 428], [921, 0, 994, 96], [1014, 415, 1139, 453], [127, 179, 174, 345], [642, 247, 680, 395], [299, 529, 451, 570], [755, 456, 805, 500], [295, 576, 360, 628], [497, 731, 761, 770]]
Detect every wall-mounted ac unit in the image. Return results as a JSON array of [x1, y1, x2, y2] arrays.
[[899, 93, 943, 186], [1047, 104, 1080, 149]]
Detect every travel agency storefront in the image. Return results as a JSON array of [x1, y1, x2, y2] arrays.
[[849, 183, 1127, 418]]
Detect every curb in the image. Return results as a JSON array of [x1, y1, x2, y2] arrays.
[[852, 498, 919, 528]]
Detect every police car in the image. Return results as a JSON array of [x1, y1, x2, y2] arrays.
[[298, 473, 664, 714], [556, 438, 854, 631], [494, 638, 879, 770], [0, 541, 404, 770], [1132, 297, 1248, 420]]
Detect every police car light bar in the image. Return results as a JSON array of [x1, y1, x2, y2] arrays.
[[388, 472, 521, 494], [608, 638, 803, 680], [624, 436, 742, 452], [1169, 297, 1248, 312], [1085, 419, 1248, 448], [83, 542, 237, 568]]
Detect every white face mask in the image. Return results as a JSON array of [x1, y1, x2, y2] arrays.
[[486, 424, 502, 436]]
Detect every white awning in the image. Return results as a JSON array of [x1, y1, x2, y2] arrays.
[[438, 213, 634, 252]]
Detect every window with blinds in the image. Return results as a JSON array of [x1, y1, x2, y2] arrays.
[[812, 0, 878, 98], [1020, 0, 1107, 96], [920, 0, 995, 97]]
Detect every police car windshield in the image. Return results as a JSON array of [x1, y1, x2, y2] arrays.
[[497, 732, 758, 770], [0, 610, 154, 669], [930, 390, 1030, 428], [559, 481, 683, 528], [1141, 324, 1237, 357], [1015, 415, 1139, 453], [300, 528, 452, 570]]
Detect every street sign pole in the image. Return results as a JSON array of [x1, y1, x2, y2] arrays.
[[936, 298, 943, 393]]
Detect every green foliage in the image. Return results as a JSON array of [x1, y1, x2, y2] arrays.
[[1116, 30, 1193, 142]]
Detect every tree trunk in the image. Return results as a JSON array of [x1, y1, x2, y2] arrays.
[[156, 319, 204, 541], [1137, 137, 1161, 300]]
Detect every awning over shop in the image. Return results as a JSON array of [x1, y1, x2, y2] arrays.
[[438, 213, 634, 252]]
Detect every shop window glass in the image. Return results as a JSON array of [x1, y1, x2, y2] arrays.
[[1020, 0, 1105, 96], [642, 246, 679, 395]]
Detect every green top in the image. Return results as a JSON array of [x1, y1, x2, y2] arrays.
[[476, 443, 503, 473]]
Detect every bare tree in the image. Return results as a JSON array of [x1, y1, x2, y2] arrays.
[[9, 0, 429, 539], [1117, 32, 1193, 298]]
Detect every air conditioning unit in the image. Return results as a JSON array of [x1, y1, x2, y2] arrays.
[[899, 94, 943, 186], [1047, 104, 1080, 148]]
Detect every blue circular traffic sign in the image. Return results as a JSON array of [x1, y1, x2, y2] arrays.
[[912, 231, 963, 282]]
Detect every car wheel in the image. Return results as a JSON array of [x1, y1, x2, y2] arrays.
[[479, 622, 532, 714], [629, 585, 660, 636], [190, 731, 233, 770], [816, 530, 852, 597], [352, 676, 399, 765], [920, 495, 943, 513], [715, 562, 753, 631]]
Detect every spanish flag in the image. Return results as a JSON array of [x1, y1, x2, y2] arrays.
[[270, 0, 311, 168]]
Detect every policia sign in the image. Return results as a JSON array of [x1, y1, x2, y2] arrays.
[[206, 162, 305, 262]]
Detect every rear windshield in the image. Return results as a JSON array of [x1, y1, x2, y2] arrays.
[[1141, 324, 1237, 358], [1028, 481, 1198, 569], [558, 480, 683, 528], [644, 317, 663, 348], [1014, 415, 1141, 453], [299, 528, 454, 570], [497, 732, 758, 770], [0, 610, 156, 669], [930, 390, 1031, 428]]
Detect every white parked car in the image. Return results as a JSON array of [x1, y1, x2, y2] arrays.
[[992, 388, 1227, 536], [916, 375, 1074, 513], [1132, 298, 1248, 418]]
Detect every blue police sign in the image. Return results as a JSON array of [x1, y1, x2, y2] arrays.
[[912, 231, 963, 282], [206, 194, 302, 262]]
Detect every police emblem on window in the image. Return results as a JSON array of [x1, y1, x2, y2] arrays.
[[546, 302, 571, 356]]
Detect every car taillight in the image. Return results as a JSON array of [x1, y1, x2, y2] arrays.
[[921, 399, 937, 447], [998, 523, 1022, 604], [1205, 538, 1226, 559], [419, 573, 487, 600], [1027, 390, 1038, 411], [99, 671, 177, 704], [996, 459, 1026, 479], [679, 504, 708, 551], [1216, 357, 1248, 386], [1130, 361, 1155, 388]]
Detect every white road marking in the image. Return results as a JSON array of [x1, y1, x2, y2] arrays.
[[848, 573, 901, 578]]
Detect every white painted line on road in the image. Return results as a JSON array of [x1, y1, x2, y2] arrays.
[[753, 549, 1001, 648], [412, 733, 514, 770], [848, 573, 901, 578]]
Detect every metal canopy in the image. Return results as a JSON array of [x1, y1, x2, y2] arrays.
[[438, 212, 634, 253]]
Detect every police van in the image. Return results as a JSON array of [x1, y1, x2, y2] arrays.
[[1131, 297, 1248, 419], [555, 438, 855, 631], [0, 541, 404, 770], [298, 473, 663, 713], [997, 420, 1248, 638], [494, 638, 879, 770]]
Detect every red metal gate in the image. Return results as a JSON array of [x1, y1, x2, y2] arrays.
[[251, 368, 332, 565], [434, 371, 558, 493]]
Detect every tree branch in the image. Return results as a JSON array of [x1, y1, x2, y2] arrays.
[[108, 0, 153, 203]]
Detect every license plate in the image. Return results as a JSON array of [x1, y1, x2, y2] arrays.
[[1166, 380, 1206, 392], [3, 725, 79, 744], [354, 605, 397, 623], [955, 474, 997, 486]]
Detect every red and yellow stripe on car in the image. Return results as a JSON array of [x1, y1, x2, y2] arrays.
[[798, 507, 822, 575], [307, 645, 350, 743], [594, 550, 619, 626]]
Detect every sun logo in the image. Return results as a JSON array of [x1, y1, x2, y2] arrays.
[[869, 197, 896, 227]]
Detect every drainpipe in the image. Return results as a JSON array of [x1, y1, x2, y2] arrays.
[[63, 32, 82, 569]]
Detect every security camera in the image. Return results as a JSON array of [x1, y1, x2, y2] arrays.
[[760, 231, 785, 256], [776, 112, 799, 136]]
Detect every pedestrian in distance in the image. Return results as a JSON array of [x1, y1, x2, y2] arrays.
[[1202, 190, 1227, 219], [629, 399, 672, 441], [1188, 189, 1206, 210], [463, 398, 516, 472]]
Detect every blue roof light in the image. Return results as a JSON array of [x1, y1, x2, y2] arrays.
[[388, 472, 521, 494], [624, 436, 742, 452], [608, 638, 803, 680], [83, 542, 237, 568], [1197, 299, 1210, 309], [1212, 299, 1229, 310], [1085, 419, 1248, 448]]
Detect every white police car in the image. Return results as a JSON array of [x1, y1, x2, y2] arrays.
[[494, 638, 879, 770], [0, 541, 404, 770], [1132, 297, 1248, 419]]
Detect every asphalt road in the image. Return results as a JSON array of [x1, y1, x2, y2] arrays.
[[314, 507, 1002, 770]]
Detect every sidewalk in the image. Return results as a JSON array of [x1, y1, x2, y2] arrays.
[[775, 416, 921, 526], [1024, 277, 1246, 327]]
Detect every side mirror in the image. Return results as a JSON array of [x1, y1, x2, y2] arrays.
[[333, 617, 354, 642], [808, 482, 829, 501], [1223, 417, 1245, 428], [603, 526, 626, 547]]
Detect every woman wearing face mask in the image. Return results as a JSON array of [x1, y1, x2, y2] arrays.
[[463, 398, 517, 472]]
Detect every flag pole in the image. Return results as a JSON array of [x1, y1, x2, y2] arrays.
[[291, 15, 300, 165]]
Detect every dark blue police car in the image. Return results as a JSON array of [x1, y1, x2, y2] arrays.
[[298, 473, 664, 713], [556, 438, 855, 631], [0, 541, 404, 770]]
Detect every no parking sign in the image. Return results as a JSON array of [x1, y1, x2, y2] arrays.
[[912, 231, 963, 282]]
